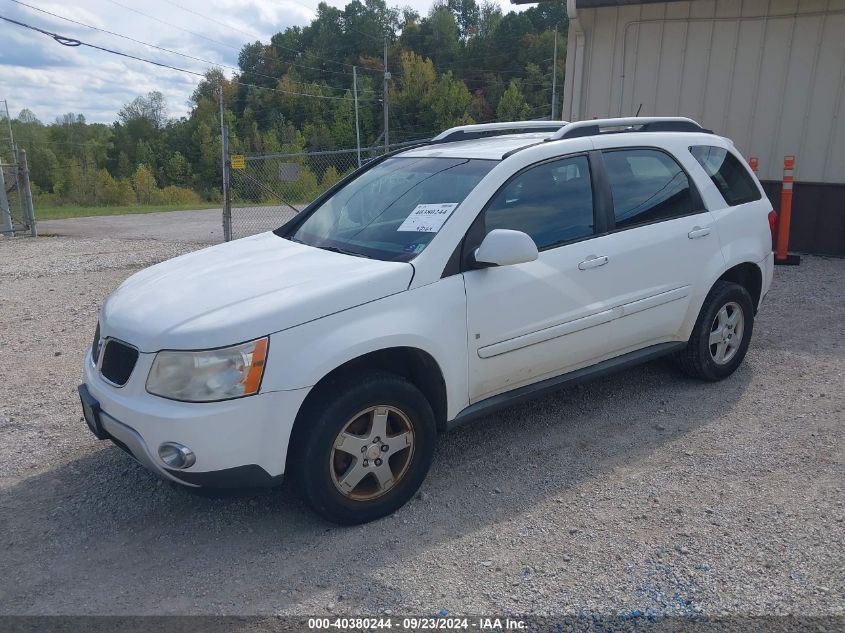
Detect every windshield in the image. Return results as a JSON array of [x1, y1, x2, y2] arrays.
[[287, 157, 497, 261]]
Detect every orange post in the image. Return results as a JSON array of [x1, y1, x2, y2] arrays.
[[775, 156, 800, 265]]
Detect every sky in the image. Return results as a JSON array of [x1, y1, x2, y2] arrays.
[[0, 0, 532, 124]]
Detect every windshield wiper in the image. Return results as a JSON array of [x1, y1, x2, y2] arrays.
[[315, 245, 372, 259], [285, 235, 371, 258]]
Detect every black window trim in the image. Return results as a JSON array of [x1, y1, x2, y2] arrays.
[[453, 150, 612, 274], [597, 145, 708, 235], [688, 144, 763, 207]]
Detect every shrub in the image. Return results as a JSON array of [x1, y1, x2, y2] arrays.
[[152, 185, 201, 206]]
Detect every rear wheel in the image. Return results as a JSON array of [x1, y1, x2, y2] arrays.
[[676, 281, 755, 381], [290, 371, 436, 525]]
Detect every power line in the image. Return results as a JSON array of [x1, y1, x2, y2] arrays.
[[9, 0, 370, 98], [106, 0, 382, 76], [160, 0, 261, 41], [0, 14, 368, 102]]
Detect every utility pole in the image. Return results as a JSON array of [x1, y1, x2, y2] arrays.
[[551, 27, 559, 120], [383, 38, 390, 152], [219, 83, 231, 242], [353, 66, 362, 168], [2, 100, 14, 159]]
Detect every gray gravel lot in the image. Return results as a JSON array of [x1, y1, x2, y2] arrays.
[[0, 233, 843, 620]]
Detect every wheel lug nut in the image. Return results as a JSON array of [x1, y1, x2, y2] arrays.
[[373, 437, 380, 443], [361, 446, 367, 453], [363, 459, 369, 467], [381, 444, 389, 452], [374, 458, 382, 466]]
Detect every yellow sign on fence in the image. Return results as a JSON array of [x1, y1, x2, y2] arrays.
[[230, 154, 246, 170]]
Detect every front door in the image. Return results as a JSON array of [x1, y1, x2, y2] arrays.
[[463, 154, 619, 403]]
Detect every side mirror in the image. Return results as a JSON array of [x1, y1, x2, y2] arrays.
[[473, 229, 539, 267]]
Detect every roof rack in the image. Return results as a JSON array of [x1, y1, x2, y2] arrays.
[[547, 117, 711, 141], [432, 120, 570, 143]]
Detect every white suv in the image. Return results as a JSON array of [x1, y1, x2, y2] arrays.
[[80, 117, 776, 524]]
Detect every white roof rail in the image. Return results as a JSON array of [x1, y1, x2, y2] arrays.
[[547, 117, 708, 141], [432, 120, 569, 142]]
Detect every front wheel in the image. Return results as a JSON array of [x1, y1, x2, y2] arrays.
[[290, 371, 436, 525], [676, 281, 755, 381]]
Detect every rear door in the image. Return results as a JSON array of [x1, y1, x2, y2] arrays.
[[688, 144, 773, 273], [594, 146, 721, 352]]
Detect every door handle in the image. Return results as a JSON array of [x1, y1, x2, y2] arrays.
[[578, 255, 609, 270], [688, 226, 711, 239]]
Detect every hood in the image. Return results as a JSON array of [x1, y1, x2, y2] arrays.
[[101, 232, 414, 352]]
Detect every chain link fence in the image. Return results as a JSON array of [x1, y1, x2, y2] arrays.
[[1, 158, 35, 237], [226, 140, 426, 240]]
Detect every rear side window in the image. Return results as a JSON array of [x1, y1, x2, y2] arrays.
[[603, 148, 697, 229], [689, 145, 761, 206], [484, 155, 595, 249]]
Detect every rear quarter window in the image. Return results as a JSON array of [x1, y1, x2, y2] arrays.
[[689, 145, 762, 206]]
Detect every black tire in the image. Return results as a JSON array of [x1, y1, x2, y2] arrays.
[[289, 371, 436, 525], [676, 280, 755, 381]]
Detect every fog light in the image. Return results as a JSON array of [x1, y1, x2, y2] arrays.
[[158, 442, 195, 469]]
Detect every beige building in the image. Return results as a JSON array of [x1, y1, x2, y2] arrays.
[[539, 0, 845, 255]]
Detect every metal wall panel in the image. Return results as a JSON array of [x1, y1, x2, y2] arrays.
[[564, 0, 845, 183]]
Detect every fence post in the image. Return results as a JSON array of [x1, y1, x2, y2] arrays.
[[221, 126, 231, 242], [0, 163, 13, 236], [775, 155, 800, 265], [383, 38, 390, 152], [353, 66, 361, 168], [19, 149, 36, 237]]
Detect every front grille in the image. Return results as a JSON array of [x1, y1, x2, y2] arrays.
[[100, 340, 139, 386]]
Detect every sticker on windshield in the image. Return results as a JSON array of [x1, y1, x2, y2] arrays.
[[397, 203, 459, 233]]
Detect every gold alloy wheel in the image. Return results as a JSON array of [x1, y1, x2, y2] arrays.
[[329, 406, 415, 501]]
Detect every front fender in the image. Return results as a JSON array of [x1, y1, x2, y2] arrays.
[[262, 275, 469, 420]]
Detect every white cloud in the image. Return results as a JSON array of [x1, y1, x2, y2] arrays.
[[0, 0, 534, 123]]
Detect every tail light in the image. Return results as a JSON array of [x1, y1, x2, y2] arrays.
[[768, 210, 778, 248]]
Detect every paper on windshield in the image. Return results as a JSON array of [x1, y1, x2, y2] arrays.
[[397, 203, 459, 233]]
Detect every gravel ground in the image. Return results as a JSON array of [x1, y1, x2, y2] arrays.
[[0, 234, 843, 621]]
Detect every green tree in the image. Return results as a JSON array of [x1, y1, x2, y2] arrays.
[[165, 152, 193, 187], [132, 164, 156, 204], [118, 91, 168, 128], [426, 71, 474, 130], [497, 80, 532, 120], [422, 6, 461, 69]]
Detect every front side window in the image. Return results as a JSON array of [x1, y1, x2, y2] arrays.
[[689, 145, 761, 206], [484, 155, 595, 250], [288, 157, 497, 261], [604, 148, 697, 229]]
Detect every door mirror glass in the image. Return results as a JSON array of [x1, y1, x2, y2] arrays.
[[473, 229, 539, 267]]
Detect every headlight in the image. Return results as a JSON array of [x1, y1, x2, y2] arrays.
[[146, 337, 268, 402]]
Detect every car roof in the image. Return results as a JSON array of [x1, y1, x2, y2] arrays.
[[394, 117, 726, 162], [395, 133, 552, 160]]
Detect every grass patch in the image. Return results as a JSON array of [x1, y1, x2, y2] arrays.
[[35, 203, 222, 220]]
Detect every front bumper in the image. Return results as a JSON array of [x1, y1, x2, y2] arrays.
[[81, 349, 310, 487]]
